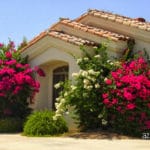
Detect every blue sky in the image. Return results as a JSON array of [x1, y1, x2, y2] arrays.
[[0, 0, 149, 46]]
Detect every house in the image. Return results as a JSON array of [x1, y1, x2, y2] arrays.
[[22, 9, 150, 111]]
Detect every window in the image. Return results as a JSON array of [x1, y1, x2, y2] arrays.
[[52, 66, 68, 110]]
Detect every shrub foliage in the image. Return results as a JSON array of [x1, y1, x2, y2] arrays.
[[103, 55, 150, 136], [54, 44, 115, 130], [0, 41, 45, 119], [0, 41, 45, 132], [0, 118, 23, 133], [54, 43, 150, 137], [23, 110, 68, 136]]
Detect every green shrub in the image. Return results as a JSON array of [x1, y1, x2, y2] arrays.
[[23, 110, 68, 136], [0, 118, 23, 133], [54, 45, 116, 130]]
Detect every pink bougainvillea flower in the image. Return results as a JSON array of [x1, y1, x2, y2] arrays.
[[34, 66, 46, 77], [16, 63, 23, 68], [35, 81, 40, 90], [139, 88, 148, 100], [5, 60, 16, 65], [105, 79, 112, 85], [123, 87, 137, 101], [13, 86, 22, 94], [102, 93, 109, 99], [126, 103, 136, 110], [14, 72, 25, 85], [138, 57, 146, 64], [24, 64, 30, 68], [116, 82, 122, 87], [5, 51, 12, 59], [37, 68, 45, 77], [24, 75, 34, 84], [111, 71, 119, 79], [0, 67, 15, 76], [112, 98, 118, 105], [103, 99, 110, 105]]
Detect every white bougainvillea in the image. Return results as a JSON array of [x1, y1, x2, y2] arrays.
[[53, 44, 115, 130]]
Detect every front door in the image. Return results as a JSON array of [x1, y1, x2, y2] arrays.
[[52, 66, 68, 110]]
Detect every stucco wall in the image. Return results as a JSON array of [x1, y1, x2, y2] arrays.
[[28, 46, 80, 110]]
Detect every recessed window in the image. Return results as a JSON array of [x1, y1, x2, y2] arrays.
[[52, 66, 69, 110]]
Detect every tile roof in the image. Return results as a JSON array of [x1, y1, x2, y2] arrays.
[[76, 9, 150, 31], [53, 18, 131, 41], [21, 31, 46, 50], [21, 30, 98, 51], [47, 30, 98, 46], [23, 9, 148, 51]]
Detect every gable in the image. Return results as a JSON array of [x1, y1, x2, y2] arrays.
[[76, 9, 150, 42], [22, 9, 150, 58]]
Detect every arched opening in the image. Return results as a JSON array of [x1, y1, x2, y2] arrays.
[[52, 65, 69, 110]]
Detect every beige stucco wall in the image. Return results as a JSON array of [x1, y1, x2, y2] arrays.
[[27, 46, 80, 110]]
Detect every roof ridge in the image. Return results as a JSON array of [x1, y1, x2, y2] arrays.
[[53, 18, 131, 41], [75, 9, 150, 31], [47, 30, 98, 46], [88, 9, 132, 20], [88, 9, 150, 23], [21, 30, 98, 51]]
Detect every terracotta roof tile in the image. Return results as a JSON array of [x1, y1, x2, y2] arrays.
[[22, 9, 141, 52], [21, 30, 98, 51], [76, 9, 150, 31], [20, 32, 46, 51], [55, 19, 131, 41], [47, 30, 98, 46]]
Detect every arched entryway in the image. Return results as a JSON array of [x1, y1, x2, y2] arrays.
[[52, 65, 69, 110]]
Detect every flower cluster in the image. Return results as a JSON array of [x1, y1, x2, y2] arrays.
[[54, 45, 115, 130], [103, 57, 150, 134], [54, 68, 101, 120], [0, 41, 44, 118], [73, 69, 100, 90], [0, 61, 40, 99]]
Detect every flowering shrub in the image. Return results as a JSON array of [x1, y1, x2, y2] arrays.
[[103, 56, 150, 136], [54, 45, 115, 130], [23, 110, 68, 136], [53, 39, 150, 136], [0, 41, 44, 119]]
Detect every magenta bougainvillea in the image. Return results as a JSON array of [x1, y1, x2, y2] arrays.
[[103, 56, 150, 135], [0, 41, 45, 119]]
